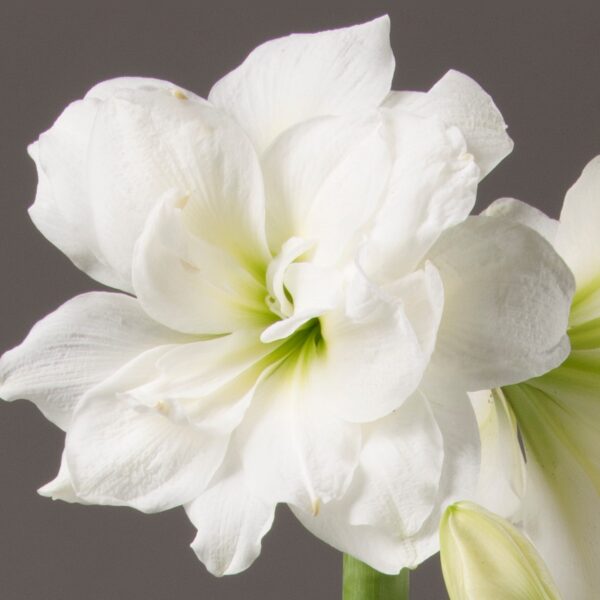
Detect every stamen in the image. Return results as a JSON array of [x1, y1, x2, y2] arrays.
[[155, 400, 170, 416], [311, 497, 321, 517], [171, 89, 188, 100]]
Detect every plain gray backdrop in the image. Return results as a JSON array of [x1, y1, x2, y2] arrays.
[[1, 1, 599, 598]]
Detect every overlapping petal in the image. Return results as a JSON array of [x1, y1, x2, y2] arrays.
[[132, 195, 270, 335], [384, 69, 513, 179], [503, 374, 600, 600], [359, 110, 479, 283], [64, 348, 223, 513], [209, 16, 394, 153], [238, 356, 362, 513], [28, 78, 200, 291], [262, 112, 391, 263], [0, 292, 189, 429], [427, 215, 574, 390], [293, 380, 480, 573], [319, 269, 431, 423], [469, 389, 525, 520], [186, 456, 276, 576]]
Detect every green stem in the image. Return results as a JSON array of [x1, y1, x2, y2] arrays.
[[343, 554, 410, 600]]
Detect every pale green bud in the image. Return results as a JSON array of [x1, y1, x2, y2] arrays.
[[440, 501, 561, 600]]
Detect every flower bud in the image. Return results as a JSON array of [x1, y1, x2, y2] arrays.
[[440, 501, 561, 600]]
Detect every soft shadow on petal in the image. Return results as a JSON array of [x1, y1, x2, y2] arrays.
[[38, 451, 88, 505], [238, 358, 362, 514], [359, 110, 479, 283], [185, 455, 276, 576], [482, 197, 559, 244], [209, 16, 394, 153], [469, 389, 525, 520], [554, 156, 600, 290], [292, 380, 479, 574], [132, 194, 271, 335], [0, 292, 189, 430], [427, 215, 574, 390], [28, 78, 198, 292], [262, 113, 391, 263], [384, 69, 513, 179], [318, 269, 428, 423], [65, 347, 232, 513], [504, 350, 600, 600], [88, 85, 270, 285]]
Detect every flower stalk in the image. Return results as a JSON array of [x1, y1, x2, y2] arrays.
[[342, 554, 410, 600]]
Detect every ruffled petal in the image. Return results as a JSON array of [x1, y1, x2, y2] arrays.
[[359, 110, 479, 283], [344, 393, 443, 535], [384, 69, 513, 179], [427, 215, 575, 390], [209, 16, 394, 153], [186, 457, 276, 576], [0, 292, 188, 430], [262, 113, 391, 264], [293, 380, 480, 573], [318, 269, 429, 423], [65, 347, 230, 513], [28, 77, 197, 291], [132, 194, 271, 335], [238, 358, 361, 514], [87, 84, 269, 287], [482, 197, 559, 244]]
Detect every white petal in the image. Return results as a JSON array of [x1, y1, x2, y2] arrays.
[[0, 292, 187, 430], [38, 451, 88, 505], [293, 379, 480, 573], [427, 215, 575, 390], [27, 102, 127, 290], [359, 110, 479, 283], [318, 269, 427, 423], [238, 360, 361, 513], [129, 330, 277, 434], [385, 69, 513, 179], [209, 16, 394, 153], [555, 155, 600, 290], [186, 458, 275, 576], [470, 389, 525, 520], [262, 113, 391, 264], [65, 348, 230, 512], [88, 85, 269, 288], [261, 256, 343, 344], [28, 78, 196, 291], [132, 194, 271, 335], [381, 261, 445, 361], [345, 393, 443, 535], [482, 197, 559, 244]]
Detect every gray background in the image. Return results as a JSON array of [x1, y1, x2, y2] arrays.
[[1, 0, 598, 598]]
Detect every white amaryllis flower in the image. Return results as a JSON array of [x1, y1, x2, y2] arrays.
[[0, 17, 574, 576], [472, 157, 600, 599], [440, 501, 561, 600]]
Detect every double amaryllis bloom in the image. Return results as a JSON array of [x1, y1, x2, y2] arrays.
[[0, 16, 575, 577]]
